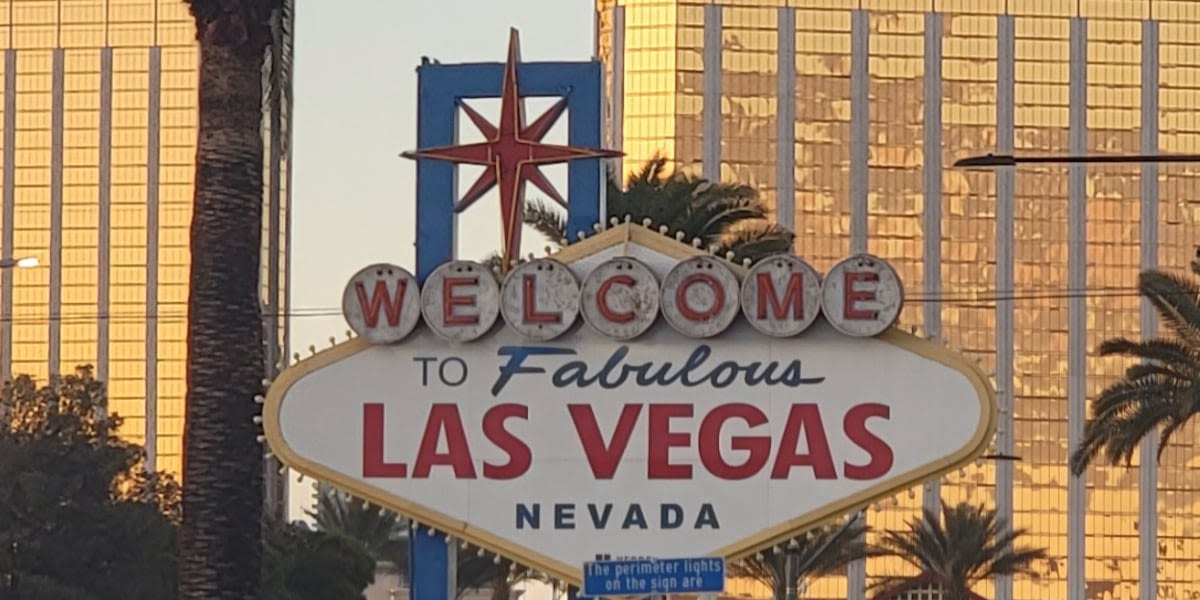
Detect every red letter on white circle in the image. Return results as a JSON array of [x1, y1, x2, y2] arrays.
[[499, 258, 579, 341], [820, 254, 903, 337], [580, 257, 660, 340], [420, 260, 500, 342], [660, 256, 741, 338], [740, 255, 822, 337], [342, 263, 422, 345]]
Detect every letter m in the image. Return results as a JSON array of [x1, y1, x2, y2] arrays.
[[355, 280, 407, 328], [757, 272, 805, 320]]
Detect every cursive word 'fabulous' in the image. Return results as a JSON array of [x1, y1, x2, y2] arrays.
[[490, 344, 825, 397]]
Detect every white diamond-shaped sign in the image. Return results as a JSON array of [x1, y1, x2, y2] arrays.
[[264, 225, 996, 585]]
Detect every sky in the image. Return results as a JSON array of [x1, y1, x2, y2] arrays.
[[285, 0, 595, 533]]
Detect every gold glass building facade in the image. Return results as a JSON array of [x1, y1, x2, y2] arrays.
[[0, 0, 292, 507], [597, 1, 1200, 599]]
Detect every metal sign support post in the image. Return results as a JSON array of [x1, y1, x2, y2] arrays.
[[407, 49, 607, 600], [785, 540, 800, 600]]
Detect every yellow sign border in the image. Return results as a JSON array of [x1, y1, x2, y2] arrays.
[[263, 225, 997, 585]]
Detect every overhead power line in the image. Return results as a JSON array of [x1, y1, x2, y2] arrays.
[[0, 284, 1171, 326]]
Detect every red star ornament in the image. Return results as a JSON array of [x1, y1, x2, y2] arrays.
[[402, 29, 622, 269]]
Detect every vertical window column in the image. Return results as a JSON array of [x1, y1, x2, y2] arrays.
[[846, 9, 869, 600], [849, 10, 868, 256], [994, 13, 1016, 600], [97, 47, 112, 385], [145, 45, 161, 472], [609, 4, 624, 179], [1, 49, 14, 381], [48, 47, 62, 378], [775, 7, 795, 233], [1138, 18, 1160, 600], [702, 3, 721, 182], [1066, 16, 1088, 600], [920, 10, 944, 517]]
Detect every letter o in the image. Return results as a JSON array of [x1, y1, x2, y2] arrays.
[[420, 260, 501, 342], [579, 257, 660, 340], [438, 357, 468, 387], [660, 256, 741, 338], [820, 254, 904, 337]]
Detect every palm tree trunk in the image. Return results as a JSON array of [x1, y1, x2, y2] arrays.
[[491, 576, 513, 600], [179, 5, 269, 598], [946, 582, 973, 600]]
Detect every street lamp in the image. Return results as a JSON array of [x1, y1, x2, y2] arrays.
[[0, 257, 37, 269]]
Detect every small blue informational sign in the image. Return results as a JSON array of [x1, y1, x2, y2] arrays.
[[582, 557, 726, 597]]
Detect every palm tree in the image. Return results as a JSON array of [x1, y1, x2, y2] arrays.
[[307, 489, 409, 568], [456, 547, 539, 600], [729, 514, 872, 600], [179, 1, 290, 597], [870, 501, 1046, 600], [515, 156, 794, 265], [1069, 261, 1200, 475], [307, 489, 534, 598]]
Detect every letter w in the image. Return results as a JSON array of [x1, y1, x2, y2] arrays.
[[356, 280, 407, 328]]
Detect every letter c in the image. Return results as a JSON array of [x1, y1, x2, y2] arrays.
[[597, 275, 636, 323]]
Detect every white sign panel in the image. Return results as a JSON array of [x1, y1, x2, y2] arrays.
[[264, 225, 995, 585]]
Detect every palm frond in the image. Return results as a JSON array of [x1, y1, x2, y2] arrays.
[[1070, 374, 1191, 475], [624, 154, 671, 190], [726, 552, 781, 595], [479, 251, 505, 272], [715, 222, 796, 265], [730, 518, 872, 599], [454, 543, 536, 598], [870, 500, 1046, 597], [1086, 374, 1181, 424], [1156, 402, 1200, 462], [307, 489, 409, 565], [1099, 337, 1199, 371], [1139, 270, 1200, 348], [674, 184, 768, 242], [1122, 362, 1191, 384], [524, 198, 568, 246], [1070, 266, 1200, 476], [980, 547, 1047, 580], [263, 0, 294, 154]]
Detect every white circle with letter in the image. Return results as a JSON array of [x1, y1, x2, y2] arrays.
[[420, 260, 500, 342], [579, 257, 660, 340], [342, 263, 421, 344], [660, 256, 741, 338], [500, 258, 580, 341], [820, 253, 904, 337], [740, 255, 822, 337]]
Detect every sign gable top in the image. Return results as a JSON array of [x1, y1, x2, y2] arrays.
[[552, 222, 744, 278]]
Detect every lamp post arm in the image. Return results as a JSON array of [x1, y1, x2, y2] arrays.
[[954, 152, 1200, 168]]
